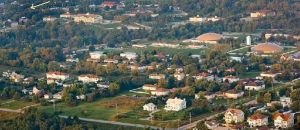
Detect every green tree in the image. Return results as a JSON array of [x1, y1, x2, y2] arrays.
[[263, 92, 272, 103]]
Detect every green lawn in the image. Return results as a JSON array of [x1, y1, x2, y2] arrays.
[[239, 72, 260, 79]]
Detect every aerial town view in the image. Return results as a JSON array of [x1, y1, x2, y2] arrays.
[[0, 0, 300, 130]]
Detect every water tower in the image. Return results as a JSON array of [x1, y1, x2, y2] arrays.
[[246, 36, 251, 45]]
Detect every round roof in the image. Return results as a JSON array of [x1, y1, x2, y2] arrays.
[[196, 33, 223, 42], [251, 43, 283, 54]]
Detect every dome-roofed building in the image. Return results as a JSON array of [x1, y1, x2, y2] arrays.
[[196, 33, 223, 44], [251, 43, 283, 54]]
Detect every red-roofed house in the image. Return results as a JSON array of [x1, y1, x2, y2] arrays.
[[247, 113, 268, 127], [100, 1, 116, 8], [151, 88, 169, 96], [224, 108, 245, 124], [46, 71, 69, 84], [273, 112, 294, 128]]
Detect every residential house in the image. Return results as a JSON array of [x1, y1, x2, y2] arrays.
[[223, 75, 239, 83], [142, 84, 157, 91], [89, 51, 106, 60], [164, 97, 186, 111], [280, 96, 292, 108], [143, 103, 157, 112], [224, 109, 245, 124], [250, 10, 275, 18], [193, 72, 214, 81], [151, 88, 169, 96], [174, 72, 185, 80], [46, 71, 69, 81], [104, 59, 119, 64], [260, 71, 281, 78], [149, 73, 165, 80], [100, 1, 116, 8], [244, 80, 265, 91], [247, 113, 269, 127], [273, 112, 294, 128], [44, 93, 53, 99], [74, 13, 103, 23], [78, 74, 101, 83], [53, 92, 62, 100], [225, 89, 244, 99], [10, 72, 24, 82]]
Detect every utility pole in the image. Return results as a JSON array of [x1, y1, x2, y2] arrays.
[[189, 112, 192, 124]]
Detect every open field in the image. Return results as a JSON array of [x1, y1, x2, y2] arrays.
[[40, 96, 146, 120], [0, 99, 36, 110], [0, 111, 20, 121], [239, 71, 260, 79]]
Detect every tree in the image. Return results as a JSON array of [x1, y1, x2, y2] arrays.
[[167, 76, 176, 89], [195, 121, 209, 130], [108, 83, 120, 96], [263, 92, 272, 103], [158, 78, 167, 88]]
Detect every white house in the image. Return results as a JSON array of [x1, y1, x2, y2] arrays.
[[193, 72, 214, 81], [273, 112, 294, 129], [10, 72, 24, 82], [224, 109, 245, 124], [142, 84, 157, 91], [225, 89, 244, 99], [151, 88, 169, 96], [174, 72, 185, 80], [44, 93, 53, 99], [223, 75, 239, 83], [32, 87, 43, 95], [247, 113, 268, 127], [244, 80, 265, 91], [149, 74, 165, 80], [53, 92, 62, 100], [280, 96, 292, 108], [260, 72, 281, 78], [78, 74, 101, 83], [143, 103, 157, 112], [120, 52, 137, 60], [104, 59, 119, 64], [164, 97, 186, 111], [89, 51, 106, 59]]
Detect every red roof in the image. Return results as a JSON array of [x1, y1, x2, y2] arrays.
[[273, 112, 291, 121], [155, 88, 169, 92], [101, 1, 116, 8], [249, 113, 268, 120], [47, 71, 68, 76], [79, 74, 99, 78]]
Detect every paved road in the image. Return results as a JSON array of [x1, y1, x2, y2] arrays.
[[59, 115, 164, 130], [0, 108, 21, 113], [178, 111, 225, 130]]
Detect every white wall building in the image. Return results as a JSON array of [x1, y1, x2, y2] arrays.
[[142, 84, 157, 91], [247, 113, 268, 128], [143, 103, 157, 112], [78, 74, 101, 83], [46, 71, 69, 81], [120, 52, 137, 60], [151, 88, 169, 96], [164, 97, 186, 111], [273, 112, 294, 129], [224, 109, 245, 124], [89, 51, 106, 59], [174, 72, 185, 80]]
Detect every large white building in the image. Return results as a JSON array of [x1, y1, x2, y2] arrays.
[[273, 112, 294, 129], [120, 52, 137, 60], [74, 13, 103, 23], [224, 109, 245, 124], [164, 97, 186, 111], [78, 74, 101, 83], [142, 84, 157, 91], [46, 71, 70, 83], [247, 113, 268, 128], [89, 51, 106, 60]]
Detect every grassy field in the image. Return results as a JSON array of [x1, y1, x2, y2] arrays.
[[0, 99, 36, 110], [40, 96, 146, 121]]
